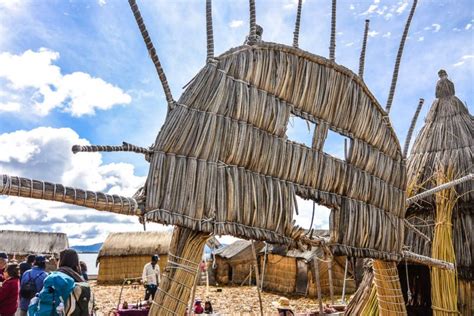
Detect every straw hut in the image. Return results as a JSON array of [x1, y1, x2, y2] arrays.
[[97, 231, 172, 284], [213, 240, 264, 285], [260, 243, 356, 297], [403, 71, 473, 315]]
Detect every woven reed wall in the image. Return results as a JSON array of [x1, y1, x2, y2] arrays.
[[215, 256, 253, 285], [97, 255, 168, 284], [458, 280, 473, 316], [215, 257, 230, 285], [145, 42, 406, 261], [261, 254, 355, 296], [261, 254, 297, 294]]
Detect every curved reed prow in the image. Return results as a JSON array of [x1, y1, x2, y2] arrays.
[[0, 174, 140, 216]]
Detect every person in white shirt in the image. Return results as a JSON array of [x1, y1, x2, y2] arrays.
[[142, 255, 160, 301]]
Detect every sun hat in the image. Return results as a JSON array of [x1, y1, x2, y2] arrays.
[[0, 252, 7, 260], [272, 297, 293, 310]]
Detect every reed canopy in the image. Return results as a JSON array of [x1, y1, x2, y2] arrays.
[[0, 230, 68, 257], [97, 231, 172, 284]]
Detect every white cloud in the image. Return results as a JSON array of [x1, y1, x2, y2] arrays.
[[98, 0, 106, 6], [368, 30, 379, 37], [0, 102, 21, 112], [283, 0, 306, 10], [384, 13, 393, 20], [362, 4, 378, 15], [345, 42, 354, 47], [453, 55, 474, 67], [382, 32, 391, 38], [418, 36, 424, 41], [349, 4, 355, 10], [0, 126, 152, 244], [396, 2, 408, 14], [0, 49, 131, 117], [465, 23, 472, 30], [229, 20, 243, 28], [432, 24, 441, 32]]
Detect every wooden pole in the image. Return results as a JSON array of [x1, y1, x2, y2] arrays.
[[327, 257, 334, 305], [312, 258, 324, 315], [341, 257, 349, 304], [251, 241, 264, 316]]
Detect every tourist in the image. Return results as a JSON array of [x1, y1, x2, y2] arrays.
[[272, 297, 295, 316], [0, 263, 20, 316], [194, 299, 204, 314], [19, 256, 48, 316], [79, 261, 89, 281], [142, 254, 160, 301], [19, 254, 35, 277], [0, 252, 8, 283], [28, 248, 93, 315], [204, 300, 213, 314]]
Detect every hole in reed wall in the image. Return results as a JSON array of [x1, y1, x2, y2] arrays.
[[294, 196, 331, 233], [324, 129, 350, 160], [286, 115, 315, 147]]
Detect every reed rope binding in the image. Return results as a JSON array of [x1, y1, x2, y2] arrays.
[[358, 19, 370, 79], [385, 0, 418, 114], [128, 0, 174, 107], [72, 142, 151, 155], [292, 0, 303, 48], [206, 0, 214, 61]]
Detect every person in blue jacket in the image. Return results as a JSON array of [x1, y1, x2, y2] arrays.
[[19, 256, 48, 316]]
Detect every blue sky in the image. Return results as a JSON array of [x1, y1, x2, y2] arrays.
[[0, 0, 472, 245]]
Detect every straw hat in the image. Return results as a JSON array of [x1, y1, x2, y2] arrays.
[[272, 297, 293, 310]]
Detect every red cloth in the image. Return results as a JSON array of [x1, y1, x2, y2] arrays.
[[0, 277, 20, 316], [0, 268, 5, 282]]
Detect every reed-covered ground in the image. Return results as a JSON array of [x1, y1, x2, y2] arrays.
[[91, 281, 339, 315]]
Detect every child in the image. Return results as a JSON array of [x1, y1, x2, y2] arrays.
[[194, 299, 204, 314], [204, 300, 213, 314]]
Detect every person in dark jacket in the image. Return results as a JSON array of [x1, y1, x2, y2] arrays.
[[0, 252, 8, 283], [0, 263, 20, 316], [19, 254, 35, 278], [19, 256, 48, 316]]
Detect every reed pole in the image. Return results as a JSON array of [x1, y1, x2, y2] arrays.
[[251, 241, 264, 316], [206, 0, 214, 61], [329, 0, 337, 61], [341, 257, 348, 304], [292, 0, 303, 48], [327, 257, 335, 305], [248, 0, 257, 44], [385, 0, 418, 114], [312, 258, 324, 315], [72, 142, 151, 155], [0, 174, 139, 215], [128, 0, 174, 108], [403, 98, 424, 157], [358, 19, 370, 79]]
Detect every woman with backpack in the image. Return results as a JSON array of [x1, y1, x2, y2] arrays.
[[29, 249, 94, 316], [0, 263, 20, 316]]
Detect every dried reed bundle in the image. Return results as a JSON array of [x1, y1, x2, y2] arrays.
[[360, 285, 378, 315], [430, 168, 458, 315], [345, 259, 374, 315], [151, 227, 210, 315], [457, 280, 472, 315], [372, 260, 406, 315]]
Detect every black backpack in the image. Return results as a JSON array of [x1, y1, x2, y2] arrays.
[[65, 282, 94, 316], [20, 272, 46, 299]]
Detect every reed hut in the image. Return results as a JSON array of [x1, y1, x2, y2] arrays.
[[0, 230, 69, 271], [404, 71, 473, 315], [260, 243, 356, 297], [213, 240, 264, 285], [97, 231, 171, 284]]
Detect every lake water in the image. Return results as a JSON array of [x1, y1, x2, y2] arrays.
[[78, 253, 99, 275]]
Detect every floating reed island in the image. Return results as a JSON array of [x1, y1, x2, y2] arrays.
[[1, 0, 471, 315]]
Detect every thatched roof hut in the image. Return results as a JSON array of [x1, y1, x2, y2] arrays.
[[97, 231, 172, 284], [404, 71, 473, 315], [260, 243, 356, 298], [213, 240, 264, 285], [0, 230, 68, 257]]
